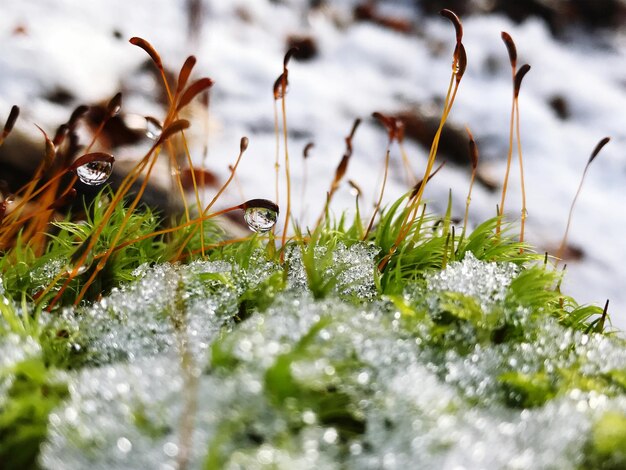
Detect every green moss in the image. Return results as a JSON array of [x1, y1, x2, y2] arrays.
[[0, 357, 68, 470], [584, 411, 626, 469]]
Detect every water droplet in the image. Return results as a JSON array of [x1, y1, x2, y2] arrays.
[[76, 160, 113, 186], [163, 442, 178, 457], [145, 116, 162, 140], [116, 437, 132, 453], [242, 199, 279, 233], [350, 443, 363, 456], [323, 427, 338, 444], [66, 264, 89, 276], [302, 410, 317, 424], [107, 93, 123, 117]]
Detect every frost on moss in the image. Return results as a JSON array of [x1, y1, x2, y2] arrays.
[[29, 252, 626, 469], [426, 251, 520, 312], [285, 242, 379, 301]]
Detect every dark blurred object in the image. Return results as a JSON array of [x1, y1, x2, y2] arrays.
[[544, 242, 585, 262], [393, 108, 468, 166], [380, 107, 498, 191], [85, 105, 144, 148], [186, 0, 203, 43], [354, 2, 414, 34], [559, 243, 585, 262], [417, 0, 626, 36], [12, 24, 28, 36], [418, 0, 471, 16], [287, 35, 319, 61], [179, 167, 219, 191], [548, 94, 570, 120], [44, 87, 75, 106]]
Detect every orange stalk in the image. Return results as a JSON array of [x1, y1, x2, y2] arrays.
[[280, 89, 292, 250], [556, 137, 610, 265], [45, 122, 189, 310], [462, 126, 479, 236], [171, 137, 249, 261], [364, 150, 390, 239]]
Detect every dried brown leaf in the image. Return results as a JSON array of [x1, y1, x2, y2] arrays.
[[273, 73, 287, 100], [158, 119, 190, 142], [303, 142, 315, 159], [177, 55, 197, 94], [69, 152, 115, 171], [241, 198, 279, 214], [465, 126, 478, 169], [514, 64, 531, 97], [372, 112, 395, 140], [2, 105, 19, 138], [240, 136, 249, 152], [501, 31, 517, 68], [440, 9, 463, 45], [176, 77, 214, 111], [129, 37, 163, 68], [588, 136, 610, 165]]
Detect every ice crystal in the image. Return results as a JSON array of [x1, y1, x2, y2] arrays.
[[285, 242, 378, 300], [39, 287, 626, 469], [29, 258, 66, 292], [32, 256, 626, 469], [426, 251, 520, 311], [228, 248, 281, 295], [332, 242, 379, 300], [0, 333, 41, 406], [67, 261, 236, 365], [40, 356, 200, 469]]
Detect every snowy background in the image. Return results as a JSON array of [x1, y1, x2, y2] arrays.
[[0, 0, 624, 330]]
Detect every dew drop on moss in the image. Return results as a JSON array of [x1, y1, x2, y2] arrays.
[[243, 204, 278, 233], [144, 116, 162, 140], [76, 160, 113, 186]]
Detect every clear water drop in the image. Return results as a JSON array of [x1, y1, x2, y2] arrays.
[[242, 199, 279, 233], [65, 264, 89, 276], [244, 207, 278, 233], [145, 116, 162, 140], [76, 160, 113, 186]]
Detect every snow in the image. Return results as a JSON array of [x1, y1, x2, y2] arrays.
[[1, 0, 624, 330]]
